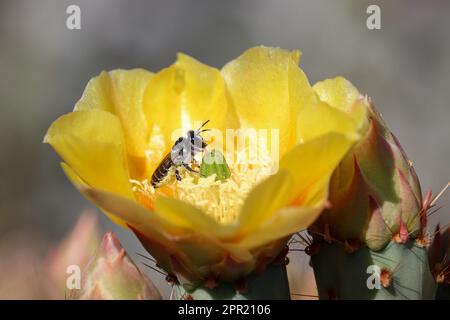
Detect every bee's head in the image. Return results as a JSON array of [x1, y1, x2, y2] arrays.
[[188, 130, 207, 149]]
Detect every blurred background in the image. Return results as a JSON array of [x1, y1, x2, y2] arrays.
[[0, 0, 449, 299]]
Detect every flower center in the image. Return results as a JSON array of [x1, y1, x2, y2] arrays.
[[130, 156, 273, 225]]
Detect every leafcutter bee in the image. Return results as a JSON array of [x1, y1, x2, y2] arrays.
[[151, 120, 210, 188]]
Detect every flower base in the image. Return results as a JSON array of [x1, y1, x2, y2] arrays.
[[172, 264, 290, 300]]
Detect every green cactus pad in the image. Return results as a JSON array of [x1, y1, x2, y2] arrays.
[[200, 149, 231, 181], [435, 285, 450, 300], [311, 240, 436, 300]]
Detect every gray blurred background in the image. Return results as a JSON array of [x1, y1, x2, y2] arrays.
[[0, 0, 449, 299]]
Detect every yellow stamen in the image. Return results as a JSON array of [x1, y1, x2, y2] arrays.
[[130, 155, 273, 225]]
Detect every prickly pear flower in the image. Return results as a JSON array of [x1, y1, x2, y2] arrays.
[[69, 232, 161, 300], [44, 46, 365, 291]]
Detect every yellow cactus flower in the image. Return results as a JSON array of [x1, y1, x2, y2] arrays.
[[44, 46, 366, 291]]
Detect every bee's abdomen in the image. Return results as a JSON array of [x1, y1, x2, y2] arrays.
[[151, 156, 173, 187]]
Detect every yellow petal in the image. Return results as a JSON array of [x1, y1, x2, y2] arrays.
[[67, 176, 208, 284], [237, 170, 294, 233], [154, 196, 233, 237], [62, 171, 233, 278], [221, 46, 315, 156], [279, 132, 358, 205], [297, 100, 360, 142], [74, 71, 114, 113], [63, 164, 226, 239], [75, 69, 153, 177], [241, 206, 323, 249], [313, 77, 368, 134], [60, 163, 196, 235], [237, 132, 358, 239], [44, 109, 134, 199], [81, 187, 185, 236], [60, 162, 127, 227], [176, 53, 240, 131], [62, 162, 223, 254], [313, 76, 360, 113], [143, 53, 240, 170]]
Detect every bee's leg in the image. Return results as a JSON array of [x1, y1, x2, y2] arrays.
[[183, 163, 199, 173], [192, 145, 204, 153], [191, 157, 199, 167], [175, 168, 182, 181]]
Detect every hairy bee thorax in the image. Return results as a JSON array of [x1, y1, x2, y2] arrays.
[[150, 121, 210, 188]]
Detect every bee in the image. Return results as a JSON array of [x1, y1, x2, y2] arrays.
[[151, 120, 210, 188]]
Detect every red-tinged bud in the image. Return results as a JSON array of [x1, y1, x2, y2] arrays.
[[69, 232, 161, 300]]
